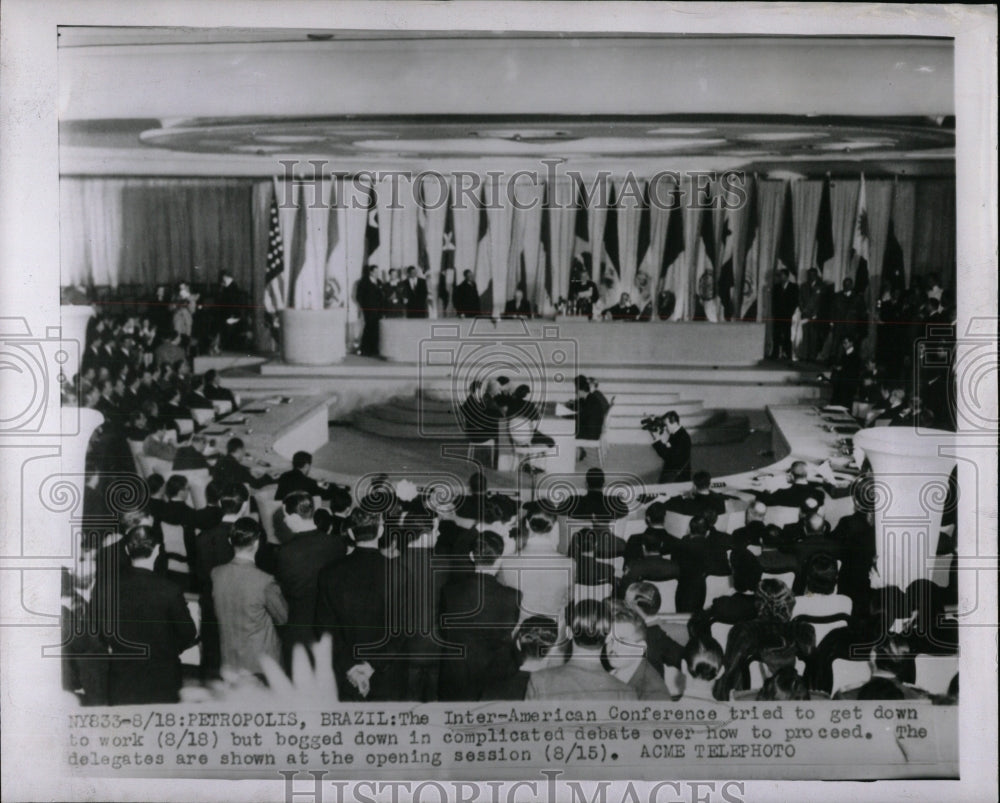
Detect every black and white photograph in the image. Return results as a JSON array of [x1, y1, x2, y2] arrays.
[[0, 2, 996, 801]]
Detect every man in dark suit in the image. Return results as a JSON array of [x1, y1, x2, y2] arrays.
[[438, 531, 522, 702], [757, 461, 826, 509], [603, 292, 640, 321], [453, 270, 481, 318], [829, 278, 868, 361], [503, 286, 533, 319], [829, 336, 862, 408], [798, 268, 827, 361], [275, 509, 348, 657], [458, 382, 501, 469], [203, 369, 237, 407], [211, 437, 276, 489], [556, 467, 629, 527], [732, 500, 769, 549], [771, 268, 799, 359], [184, 375, 215, 413], [192, 483, 247, 680], [274, 451, 338, 501], [214, 271, 247, 351], [103, 526, 196, 705], [652, 411, 692, 484], [663, 470, 728, 518], [357, 265, 384, 356], [401, 265, 429, 318], [315, 509, 404, 701], [172, 433, 212, 471], [564, 375, 610, 460]]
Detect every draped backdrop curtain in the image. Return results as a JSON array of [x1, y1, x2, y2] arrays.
[[790, 180, 824, 281], [825, 179, 860, 289], [60, 173, 955, 355], [546, 179, 577, 311], [912, 179, 956, 284], [891, 179, 917, 288], [753, 179, 789, 353], [727, 174, 755, 319], [638, 174, 672, 321], [863, 179, 895, 344]]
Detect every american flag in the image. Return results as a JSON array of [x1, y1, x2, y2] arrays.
[[264, 193, 286, 315]]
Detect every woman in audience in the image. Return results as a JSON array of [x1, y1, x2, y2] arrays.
[[793, 553, 852, 618], [622, 582, 684, 674], [712, 578, 815, 701], [666, 632, 724, 701], [755, 668, 812, 701], [708, 546, 762, 624]]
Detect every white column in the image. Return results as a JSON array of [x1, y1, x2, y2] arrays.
[[853, 428, 956, 589]]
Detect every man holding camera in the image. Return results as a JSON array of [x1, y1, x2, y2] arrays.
[[650, 411, 691, 484]]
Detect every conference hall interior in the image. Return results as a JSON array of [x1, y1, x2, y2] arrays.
[[56, 29, 960, 708]]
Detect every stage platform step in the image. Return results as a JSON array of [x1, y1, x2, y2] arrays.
[[216, 355, 822, 419], [347, 394, 746, 446]]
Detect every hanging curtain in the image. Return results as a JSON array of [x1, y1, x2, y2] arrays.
[[753, 179, 789, 353], [681, 178, 705, 320], [325, 181, 349, 309], [419, 175, 448, 319], [342, 177, 372, 321], [614, 177, 645, 301], [891, 178, 917, 288], [826, 179, 860, 290], [295, 179, 333, 310], [484, 177, 514, 316], [586, 177, 611, 306], [451, 176, 480, 279], [60, 178, 126, 288], [547, 178, 577, 311], [727, 174, 755, 319], [387, 175, 419, 270], [506, 179, 545, 308], [913, 179, 955, 284], [638, 174, 671, 321], [790, 179, 824, 281], [864, 179, 895, 343]]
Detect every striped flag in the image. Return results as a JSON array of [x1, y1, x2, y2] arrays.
[[263, 193, 286, 317]]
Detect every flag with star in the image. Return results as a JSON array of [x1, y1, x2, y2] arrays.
[[264, 192, 286, 317]]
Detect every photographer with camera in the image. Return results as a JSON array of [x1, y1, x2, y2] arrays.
[[648, 410, 692, 484]]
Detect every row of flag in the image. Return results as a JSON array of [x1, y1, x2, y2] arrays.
[[264, 174, 905, 324]]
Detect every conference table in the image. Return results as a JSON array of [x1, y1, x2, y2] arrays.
[[205, 393, 350, 484]]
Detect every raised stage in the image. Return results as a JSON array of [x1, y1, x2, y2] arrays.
[[379, 318, 767, 366]]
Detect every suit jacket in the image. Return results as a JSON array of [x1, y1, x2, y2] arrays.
[[212, 557, 288, 675], [315, 546, 405, 701], [503, 298, 532, 318], [576, 390, 611, 441], [653, 427, 692, 482], [402, 277, 429, 317], [732, 520, 768, 549], [211, 454, 273, 489], [172, 446, 209, 471], [453, 281, 481, 317], [709, 592, 759, 624], [274, 468, 325, 501], [275, 531, 348, 647], [830, 348, 862, 407], [193, 520, 236, 597], [772, 281, 799, 320], [526, 659, 638, 701], [357, 276, 383, 314], [758, 482, 825, 509], [104, 567, 196, 705], [438, 572, 521, 701], [204, 384, 236, 405], [663, 491, 728, 518]]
